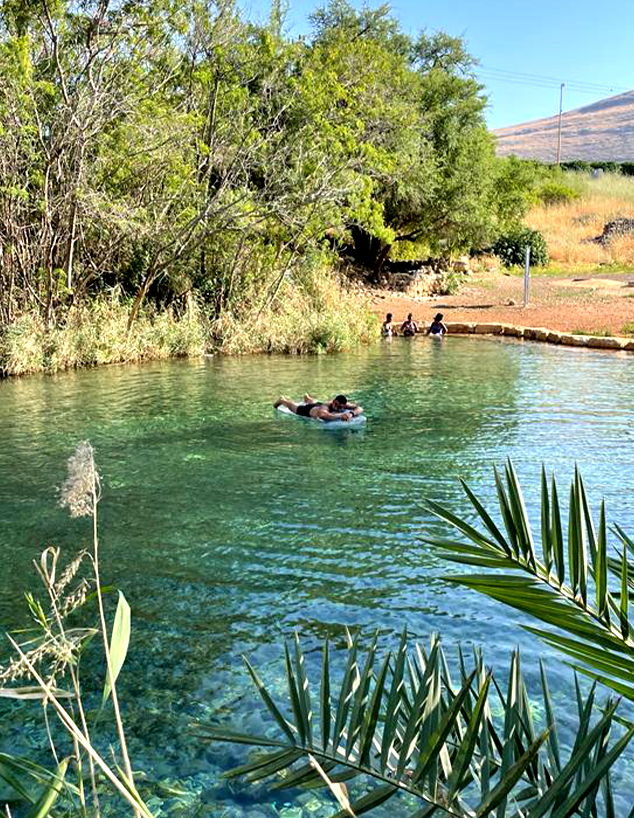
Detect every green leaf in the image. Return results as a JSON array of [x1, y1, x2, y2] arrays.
[[380, 629, 407, 774], [549, 726, 634, 818], [539, 660, 561, 773], [222, 748, 301, 781], [475, 732, 547, 818], [409, 670, 477, 788], [0, 753, 79, 798], [577, 469, 597, 569], [595, 502, 608, 620], [541, 467, 553, 575], [294, 632, 313, 746], [620, 547, 630, 639], [574, 469, 588, 604], [333, 634, 359, 753], [345, 635, 377, 758], [568, 483, 580, 598], [423, 500, 499, 554], [330, 783, 397, 818], [505, 459, 536, 568], [551, 476, 565, 584], [358, 652, 390, 766], [25, 757, 69, 818], [445, 673, 491, 801], [196, 728, 288, 748], [0, 757, 37, 804], [103, 591, 131, 705], [460, 478, 512, 556], [242, 658, 297, 745], [244, 749, 304, 783], [525, 702, 619, 818], [269, 758, 337, 790], [613, 523, 634, 559], [321, 639, 331, 751], [285, 643, 306, 745], [494, 466, 520, 558]]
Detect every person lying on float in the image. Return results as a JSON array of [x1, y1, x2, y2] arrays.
[[273, 394, 363, 421]]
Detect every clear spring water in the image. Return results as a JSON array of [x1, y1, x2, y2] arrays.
[[1, 336, 634, 815]]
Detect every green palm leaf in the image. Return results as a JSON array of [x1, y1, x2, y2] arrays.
[[203, 632, 631, 817], [426, 460, 634, 705]]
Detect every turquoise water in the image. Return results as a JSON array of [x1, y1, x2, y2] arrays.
[[1, 336, 634, 814]]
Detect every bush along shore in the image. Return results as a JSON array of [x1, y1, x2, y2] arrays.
[[0, 272, 378, 376]]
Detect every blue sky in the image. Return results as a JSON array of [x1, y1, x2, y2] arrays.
[[239, 0, 634, 130]]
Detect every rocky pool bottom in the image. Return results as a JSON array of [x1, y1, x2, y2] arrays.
[[1, 336, 634, 815]]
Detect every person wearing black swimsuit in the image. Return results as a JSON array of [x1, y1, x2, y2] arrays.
[[273, 394, 363, 421]]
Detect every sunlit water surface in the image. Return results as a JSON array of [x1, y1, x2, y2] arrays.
[[1, 337, 634, 815]]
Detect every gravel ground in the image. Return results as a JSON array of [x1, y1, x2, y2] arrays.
[[366, 269, 634, 335]]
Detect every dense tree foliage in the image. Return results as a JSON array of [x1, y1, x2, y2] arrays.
[[0, 0, 538, 341]]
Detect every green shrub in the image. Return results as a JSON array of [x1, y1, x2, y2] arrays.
[[493, 226, 549, 267], [537, 180, 581, 206], [437, 271, 462, 295]]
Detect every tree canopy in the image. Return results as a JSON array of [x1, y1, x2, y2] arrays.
[[0, 0, 535, 331]]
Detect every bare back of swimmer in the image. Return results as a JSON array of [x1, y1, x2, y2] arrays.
[[274, 394, 363, 421]]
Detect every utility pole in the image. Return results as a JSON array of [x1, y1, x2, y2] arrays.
[[556, 83, 565, 165]]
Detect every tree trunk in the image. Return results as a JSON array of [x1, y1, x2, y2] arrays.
[[127, 271, 156, 332], [349, 225, 391, 282], [64, 198, 78, 292]]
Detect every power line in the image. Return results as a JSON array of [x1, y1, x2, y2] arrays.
[[477, 64, 629, 95], [479, 64, 628, 91], [476, 73, 624, 97]]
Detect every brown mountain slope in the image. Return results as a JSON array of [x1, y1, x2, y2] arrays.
[[493, 89, 634, 162]]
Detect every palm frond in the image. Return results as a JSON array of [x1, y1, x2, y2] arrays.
[[425, 460, 634, 703], [201, 632, 632, 818]]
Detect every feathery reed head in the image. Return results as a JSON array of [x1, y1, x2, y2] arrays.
[[59, 441, 100, 518]]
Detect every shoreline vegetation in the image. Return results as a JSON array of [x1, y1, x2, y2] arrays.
[[0, 271, 378, 376], [0, 0, 609, 379], [2, 0, 633, 377]]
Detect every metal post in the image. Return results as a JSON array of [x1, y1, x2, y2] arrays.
[[556, 82, 565, 165], [524, 245, 531, 306]]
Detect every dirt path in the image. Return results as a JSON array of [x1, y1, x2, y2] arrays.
[[365, 269, 634, 335]]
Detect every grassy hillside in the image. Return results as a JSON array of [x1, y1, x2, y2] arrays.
[[493, 89, 634, 163], [525, 172, 634, 268]]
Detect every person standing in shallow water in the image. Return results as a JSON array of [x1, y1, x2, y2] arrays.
[[382, 313, 395, 337], [427, 312, 448, 336], [400, 313, 418, 336]]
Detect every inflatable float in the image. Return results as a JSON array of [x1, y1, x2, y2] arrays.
[[276, 404, 367, 428]]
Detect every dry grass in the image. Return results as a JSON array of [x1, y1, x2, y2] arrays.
[[0, 298, 207, 376], [526, 173, 634, 267], [1, 269, 378, 376], [212, 269, 377, 355]]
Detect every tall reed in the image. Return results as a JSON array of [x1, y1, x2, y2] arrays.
[[0, 443, 153, 817]]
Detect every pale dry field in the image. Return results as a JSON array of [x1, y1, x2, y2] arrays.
[[526, 174, 634, 267]]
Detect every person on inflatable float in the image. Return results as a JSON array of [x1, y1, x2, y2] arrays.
[[274, 394, 363, 421]]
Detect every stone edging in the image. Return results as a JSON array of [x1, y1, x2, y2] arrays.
[[444, 322, 634, 352]]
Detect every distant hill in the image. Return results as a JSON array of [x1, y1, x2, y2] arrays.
[[493, 90, 634, 163]]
